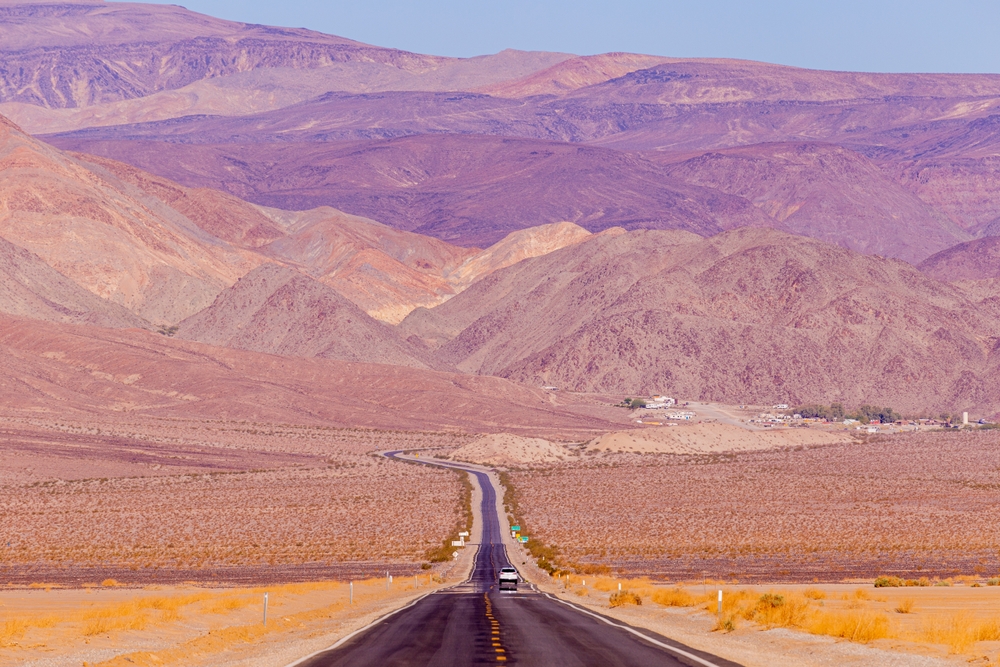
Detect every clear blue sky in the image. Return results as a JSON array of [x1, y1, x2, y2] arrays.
[[135, 0, 1000, 73]]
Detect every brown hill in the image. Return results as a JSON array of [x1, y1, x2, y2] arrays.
[[49, 133, 772, 246], [73, 152, 287, 249], [918, 236, 1000, 282], [0, 2, 569, 110], [1, 48, 572, 135], [42, 92, 1000, 251], [473, 53, 672, 97], [447, 222, 595, 290], [255, 206, 477, 323], [0, 235, 148, 328], [656, 143, 969, 263], [0, 313, 617, 436], [175, 263, 430, 368], [0, 112, 262, 324], [5, 120, 597, 328], [0, 2, 569, 134], [52, 151, 483, 322], [401, 227, 1000, 414]]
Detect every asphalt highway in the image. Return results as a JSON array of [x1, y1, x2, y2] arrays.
[[292, 453, 742, 667]]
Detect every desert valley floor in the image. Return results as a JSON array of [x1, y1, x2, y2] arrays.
[[6, 1, 1000, 665]]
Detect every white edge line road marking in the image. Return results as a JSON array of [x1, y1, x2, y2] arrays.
[[281, 487, 486, 667], [398, 452, 724, 665], [281, 590, 436, 667], [367, 453, 724, 666], [542, 593, 726, 667]]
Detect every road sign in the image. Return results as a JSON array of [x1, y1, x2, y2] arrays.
[[520, 536, 529, 543], [511, 525, 521, 531]]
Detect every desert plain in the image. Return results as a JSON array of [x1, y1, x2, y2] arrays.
[[5, 1, 1000, 665]]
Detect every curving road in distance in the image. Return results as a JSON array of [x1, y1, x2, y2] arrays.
[[289, 452, 743, 667]]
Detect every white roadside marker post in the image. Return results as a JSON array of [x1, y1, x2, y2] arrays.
[[717, 590, 723, 622], [263, 592, 268, 626], [618, 582, 622, 592]]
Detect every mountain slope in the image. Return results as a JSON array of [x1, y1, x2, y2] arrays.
[[175, 263, 430, 368], [657, 143, 970, 263], [0, 235, 148, 328], [254, 206, 478, 323], [401, 228, 1000, 413], [918, 236, 1000, 282], [0, 113, 262, 323], [0, 1, 570, 135], [0, 313, 616, 434], [48, 133, 773, 246]]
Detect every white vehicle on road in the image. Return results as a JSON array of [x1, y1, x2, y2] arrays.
[[498, 566, 519, 590]]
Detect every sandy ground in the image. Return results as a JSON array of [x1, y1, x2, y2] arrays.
[[588, 422, 852, 454], [0, 462, 484, 667], [449, 432, 572, 465], [441, 419, 854, 467]]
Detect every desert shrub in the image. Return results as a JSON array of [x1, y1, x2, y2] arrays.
[[874, 576, 903, 588], [803, 588, 826, 600], [713, 613, 738, 632], [426, 470, 474, 563], [750, 593, 811, 628], [808, 610, 892, 643], [922, 613, 978, 653], [206, 596, 252, 614], [0, 619, 28, 647], [609, 590, 642, 607], [651, 588, 697, 607], [758, 593, 784, 608], [83, 602, 150, 636], [921, 613, 1000, 652], [497, 470, 560, 573], [894, 599, 915, 614]]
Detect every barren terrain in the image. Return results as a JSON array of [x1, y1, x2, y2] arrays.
[[506, 430, 1000, 582], [403, 227, 1000, 413], [0, 415, 477, 585]]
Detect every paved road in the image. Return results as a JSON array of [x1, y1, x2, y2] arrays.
[[292, 453, 742, 667]]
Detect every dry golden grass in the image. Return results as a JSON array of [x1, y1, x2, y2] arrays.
[[894, 598, 915, 614], [807, 610, 892, 643], [651, 587, 698, 607], [0, 576, 427, 663], [917, 612, 1000, 653]]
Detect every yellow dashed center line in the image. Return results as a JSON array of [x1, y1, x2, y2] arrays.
[[486, 593, 507, 662]]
